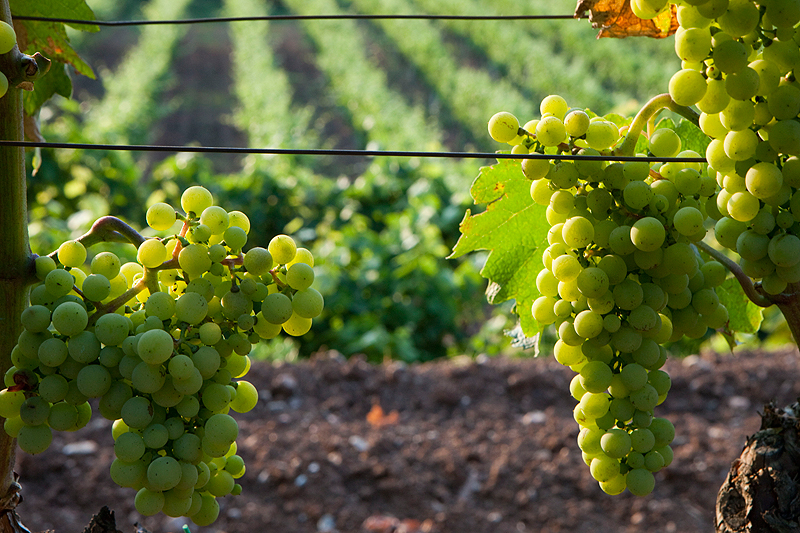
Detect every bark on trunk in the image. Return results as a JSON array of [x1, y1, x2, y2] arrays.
[[715, 402, 800, 532]]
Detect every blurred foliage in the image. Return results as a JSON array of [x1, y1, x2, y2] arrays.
[[29, 101, 514, 362]]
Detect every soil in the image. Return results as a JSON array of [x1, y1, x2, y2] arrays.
[[15, 347, 800, 533]]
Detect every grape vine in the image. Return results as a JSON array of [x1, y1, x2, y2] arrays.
[[456, 0, 800, 498]]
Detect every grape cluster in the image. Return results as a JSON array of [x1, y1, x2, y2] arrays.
[[489, 95, 730, 496], [648, 0, 800, 295], [2, 186, 323, 525]]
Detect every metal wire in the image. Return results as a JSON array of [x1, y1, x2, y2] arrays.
[[0, 140, 707, 163], [14, 14, 580, 27]]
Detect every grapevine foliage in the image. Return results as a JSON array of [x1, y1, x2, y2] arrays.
[[452, 0, 800, 498]]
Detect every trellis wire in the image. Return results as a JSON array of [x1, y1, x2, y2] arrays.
[[14, 14, 580, 27], [0, 141, 707, 163]]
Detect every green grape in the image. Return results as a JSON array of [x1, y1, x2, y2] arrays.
[[720, 99, 754, 131], [668, 68, 707, 106], [45, 268, 76, 298], [585, 121, 619, 150], [576, 268, 609, 299], [181, 186, 213, 216], [0, 21, 16, 54], [121, 396, 154, 429], [17, 424, 52, 455], [143, 423, 169, 449], [672, 207, 705, 236], [601, 428, 632, 459], [551, 254, 582, 283], [283, 312, 313, 336], [173, 433, 202, 464], [115, 431, 146, 462], [146, 202, 177, 231], [168, 354, 195, 381], [717, 0, 759, 37], [67, 331, 100, 364], [201, 383, 231, 412], [540, 94, 568, 119], [191, 493, 220, 527], [203, 413, 239, 449], [99, 381, 133, 421], [178, 243, 212, 279], [648, 128, 681, 157], [746, 162, 783, 199], [91, 252, 121, 280], [137, 238, 168, 269], [0, 389, 25, 419], [131, 362, 166, 394], [630, 428, 656, 454], [20, 396, 50, 426], [134, 488, 165, 517], [629, 384, 659, 412], [624, 181, 655, 211], [188, 224, 212, 244], [51, 302, 88, 337], [261, 293, 294, 324], [110, 458, 147, 489], [630, 217, 666, 252], [137, 329, 174, 365], [613, 279, 644, 311], [564, 109, 590, 138], [76, 364, 112, 398], [697, 79, 730, 114], [626, 468, 655, 496], [221, 290, 253, 321], [142, 292, 174, 322], [768, 233, 800, 267], [176, 395, 200, 419], [562, 216, 594, 249], [675, 27, 711, 62], [230, 380, 258, 413], [20, 305, 51, 333], [712, 38, 748, 73], [579, 361, 613, 393], [286, 263, 315, 291], [38, 337, 68, 367], [727, 191, 760, 222], [82, 274, 111, 302], [175, 291, 208, 324], [535, 116, 567, 147], [57, 240, 87, 268], [173, 368, 203, 395], [590, 455, 620, 482], [223, 226, 247, 251], [162, 489, 192, 518], [268, 235, 297, 265], [147, 456, 182, 492], [48, 402, 78, 431], [488, 112, 519, 143]]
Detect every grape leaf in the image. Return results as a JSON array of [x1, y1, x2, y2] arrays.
[[11, 0, 97, 118], [449, 158, 549, 337], [575, 0, 678, 39], [716, 277, 764, 335], [674, 118, 711, 155]]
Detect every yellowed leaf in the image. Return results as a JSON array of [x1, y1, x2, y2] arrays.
[[366, 404, 399, 427], [575, 0, 679, 39]]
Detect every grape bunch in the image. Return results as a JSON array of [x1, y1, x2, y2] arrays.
[[640, 0, 800, 295], [488, 94, 731, 496], [1, 185, 324, 525]]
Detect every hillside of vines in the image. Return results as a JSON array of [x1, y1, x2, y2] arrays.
[[29, 0, 680, 362]]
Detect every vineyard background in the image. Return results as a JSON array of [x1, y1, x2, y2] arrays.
[[17, 0, 799, 532], [28, 0, 686, 364]]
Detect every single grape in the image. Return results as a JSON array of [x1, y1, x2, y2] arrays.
[[488, 112, 520, 143]]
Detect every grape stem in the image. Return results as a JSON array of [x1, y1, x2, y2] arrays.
[[695, 241, 773, 308], [46, 216, 146, 262], [615, 93, 700, 157]]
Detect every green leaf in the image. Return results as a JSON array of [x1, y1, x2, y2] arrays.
[[675, 118, 710, 155], [12, 0, 97, 79], [449, 158, 549, 337], [11, 0, 98, 32], [23, 62, 71, 116], [716, 277, 764, 335]]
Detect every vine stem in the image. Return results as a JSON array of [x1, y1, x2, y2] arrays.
[[46, 215, 146, 261], [695, 241, 773, 308], [615, 93, 700, 157]]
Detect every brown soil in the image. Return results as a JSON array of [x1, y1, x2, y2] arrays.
[[15, 347, 800, 533]]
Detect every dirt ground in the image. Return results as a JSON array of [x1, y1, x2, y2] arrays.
[[16, 346, 800, 533]]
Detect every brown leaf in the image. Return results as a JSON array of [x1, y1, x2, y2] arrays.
[[575, 0, 678, 39], [366, 404, 399, 427]]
